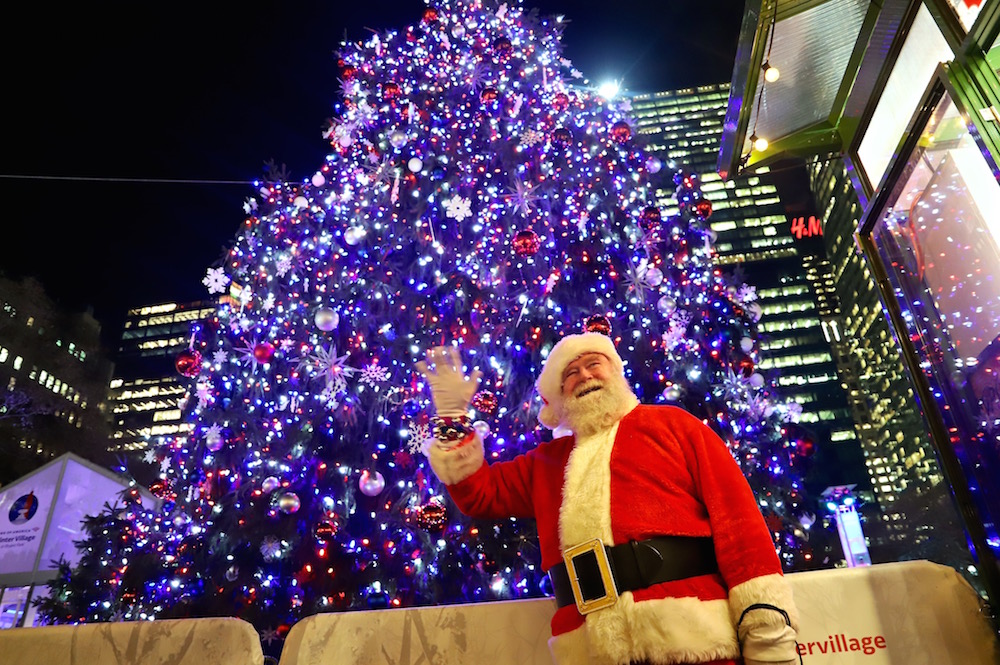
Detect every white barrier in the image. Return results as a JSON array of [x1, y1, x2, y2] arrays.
[[278, 560, 1000, 665], [0, 616, 264, 665]]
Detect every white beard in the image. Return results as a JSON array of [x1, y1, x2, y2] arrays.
[[561, 374, 637, 437]]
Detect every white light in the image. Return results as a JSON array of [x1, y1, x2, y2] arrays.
[[597, 80, 620, 99]]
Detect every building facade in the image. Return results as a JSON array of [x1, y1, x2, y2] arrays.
[[107, 301, 215, 469], [0, 276, 114, 484], [807, 157, 966, 562], [630, 85, 866, 510]]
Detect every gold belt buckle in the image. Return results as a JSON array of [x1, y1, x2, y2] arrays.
[[562, 538, 619, 614]]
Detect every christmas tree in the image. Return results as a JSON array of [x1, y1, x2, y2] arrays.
[[39, 0, 824, 653]]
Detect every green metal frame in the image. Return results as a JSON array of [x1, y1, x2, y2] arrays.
[[841, 0, 1000, 203], [968, 0, 1000, 49], [719, 0, 885, 178], [842, 0, 926, 203], [854, 63, 1000, 611]]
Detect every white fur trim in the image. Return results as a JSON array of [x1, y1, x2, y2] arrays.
[[728, 573, 799, 632], [538, 404, 560, 430], [426, 435, 484, 485], [559, 423, 618, 548], [536, 333, 624, 429], [550, 594, 739, 665]]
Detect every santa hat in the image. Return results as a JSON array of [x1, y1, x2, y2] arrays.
[[535, 332, 624, 429]]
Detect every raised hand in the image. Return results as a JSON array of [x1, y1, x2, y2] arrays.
[[415, 346, 482, 418]]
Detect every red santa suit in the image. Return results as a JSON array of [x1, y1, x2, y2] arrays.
[[437, 402, 798, 665]]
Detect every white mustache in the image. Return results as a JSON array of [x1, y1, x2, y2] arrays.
[[573, 380, 604, 398]]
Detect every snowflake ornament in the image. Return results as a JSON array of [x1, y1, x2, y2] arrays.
[[520, 128, 544, 147], [203, 267, 230, 294], [782, 401, 803, 423], [443, 195, 473, 222], [159, 457, 172, 474], [319, 385, 341, 410], [360, 362, 390, 386], [661, 310, 692, 352], [406, 422, 434, 456], [261, 293, 276, 311], [212, 350, 229, 366], [275, 256, 293, 277], [736, 284, 758, 303], [142, 449, 157, 464]]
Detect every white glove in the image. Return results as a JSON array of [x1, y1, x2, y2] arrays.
[[416, 346, 482, 417], [739, 606, 799, 665], [427, 435, 485, 485]]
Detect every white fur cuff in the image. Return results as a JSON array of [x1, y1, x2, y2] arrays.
[[427, 435, 485, 485]]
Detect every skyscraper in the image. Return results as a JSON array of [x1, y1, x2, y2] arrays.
[[0, 275, 114, 483], [806, 157, 968, 565], [107, 300, 216, 477], [630, 84, 864, 506]]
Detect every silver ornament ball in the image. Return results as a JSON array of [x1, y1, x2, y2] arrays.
[[315, 307, 340, 332], [359, 469, 386, 497]]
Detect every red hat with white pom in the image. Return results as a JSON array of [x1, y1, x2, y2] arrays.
[[535, 332, 625, 429]]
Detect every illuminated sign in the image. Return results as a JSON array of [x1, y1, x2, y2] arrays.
[[790, 215, 823, 240]]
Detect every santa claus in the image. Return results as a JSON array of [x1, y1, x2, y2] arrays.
[[417, 333, 799, 665]]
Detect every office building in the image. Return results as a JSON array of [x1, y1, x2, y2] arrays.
[[807, 157, 957, 559], [108, 301, 216, 465], [630, 84, 865, 502], [0, 275, 114, 483]]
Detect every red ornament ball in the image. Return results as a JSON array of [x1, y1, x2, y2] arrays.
[[253, 342, 275, 364], [512, 229, 541, 256], [175, 349, 202, 377], [415, 502, 448, 533], [736, 354, 755, 378], [314, 520, 338, 542], [480, 87, 499, 103], [694, 199, 713, 221], [585, 314, 613, 337], [551, 127, 572, 148], [493, 37, 513, 59], [422, 7, 439, 22], [552, 92, 570, 112], [340, 65, 357, 81], [471, 390, 499, 415], [383, 82, 402, 100], [610, 121, 632, 144], [639, 206, 662, 231]]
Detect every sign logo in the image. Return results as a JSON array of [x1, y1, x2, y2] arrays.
[[9, 491, 39, 524], [790, 215, 823, 239]]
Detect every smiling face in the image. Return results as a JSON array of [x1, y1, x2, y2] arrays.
[[561, 352, 614, 399], [559, 352, 635, 436]]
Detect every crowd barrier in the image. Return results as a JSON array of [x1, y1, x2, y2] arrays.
[[277, 560, 1000, 664], [0, 616, 264, 665], [1, 561, 997, 664]]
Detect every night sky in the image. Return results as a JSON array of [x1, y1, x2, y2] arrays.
[[0, 0, 747, 348]]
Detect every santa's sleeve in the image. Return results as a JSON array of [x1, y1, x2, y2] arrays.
[[434, 439, 538, 521], [672, 408, 800, 664]]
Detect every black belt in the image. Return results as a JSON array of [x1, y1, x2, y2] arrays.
[[548, 535, 718, 613]]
